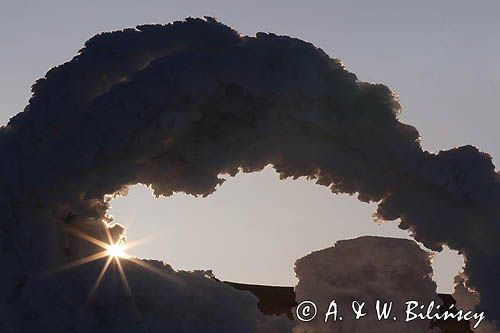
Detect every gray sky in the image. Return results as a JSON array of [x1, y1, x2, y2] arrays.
[[1, 0, 498, 292]]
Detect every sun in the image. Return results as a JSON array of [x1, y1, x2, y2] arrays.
[[54, 225, 137, 302], [53, 224, 169, 305], [106, 243, 128, 258]]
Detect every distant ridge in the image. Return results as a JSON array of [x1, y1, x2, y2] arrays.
[[225, 282, 474, 332]]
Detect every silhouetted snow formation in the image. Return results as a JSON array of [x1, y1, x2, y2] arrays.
[[0, 17, 498, 332]]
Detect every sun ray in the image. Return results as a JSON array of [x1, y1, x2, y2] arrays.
[[54, 224, 168, 306], [127, 257, 184, 286], [86, 255, 113, 304], [103, 223, 113, 244], [121, 233, 161, 252], [44, 250, 109, 276], [64, 225, 110, 250], [115, 257, 132, 297]]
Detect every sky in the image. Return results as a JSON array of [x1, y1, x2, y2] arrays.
[[1, 0, 499, 293]]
